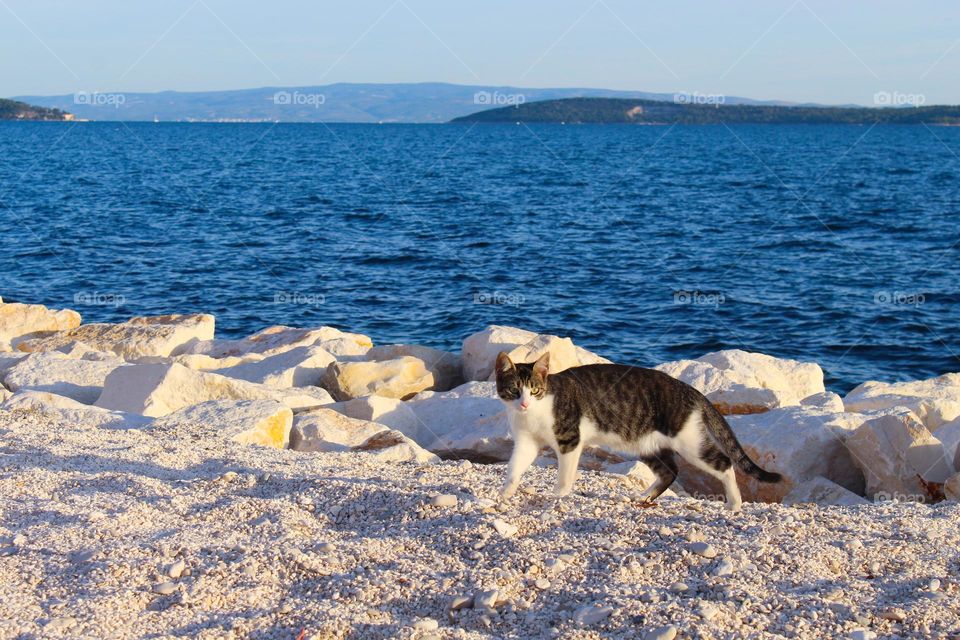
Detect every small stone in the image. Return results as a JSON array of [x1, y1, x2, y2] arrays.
[[153, 581, 177, 595], [492, 519, 518, 538], [879, 608, 905, 622], [449, 596, 474, 611], [645, 624, 678, 640], [44, 617, 76, 633], [868, 561, 880, 575], [690, 542, 717, 559], [431, 494, 458, 508], [475, 588, 499, 610], [713, 558, 735, 577], [843, 540, 864, 552], [927, 578, 941, 592], [669, 581, 689, 593], [167, 559, 186, 579], [318, 542, 336, 553], [412, 618, 439, 632], [658, 526, 673, 537], [698, 602, 719, 621], [850, 630, 876, 640], [686, 531, 705, 543], [12, 534, 26, 546], [535, 578, 551, 590], [218, 471, 238, 483], [574, 604, 614, 626]]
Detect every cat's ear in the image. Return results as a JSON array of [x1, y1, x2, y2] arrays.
[[532, 351, 550, 378], [495, 351, 516, 374]]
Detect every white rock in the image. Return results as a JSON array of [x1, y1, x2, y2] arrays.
[[783, 477, 870, 506], [0, 352, 28, 379], [153, 581, 177, 595], [16, 314, 214, 358], [713, 557, 735, 576], [411, 618, 439, 632], [0, 385, 10, 403], [1, 390, 150, 429], [656, 349, 824, 414], [216, 345, 335, 388], [847, 410, 954, 501], [800, 391, 846, 412], [408, 382, 511, 461], [573, 604, 614, 626], [3, 351, 125, 404], [167, 559, 186, 579], [0, 301, 81, 347], [644, 624, 678, 640], [152, 399, 293, 449], [430, 494, 457, 508], [289, 408, 438, 463], [95, 363, 332, 417], [680, 404, 866, 502], [945, 473, 960, 501], [180, 324, 371, 359], [461, 325, 609, 382], [690, 542, 717, 558], [326, 395, 421, 440], [492, 519, 518, 538], [475, 589, 499, 609], [365, 343, 463, 391], [322, 356, 434, 401], [850, 630, 876, 640], [934, 416, 960, 470], [843, 373, 960, 431]]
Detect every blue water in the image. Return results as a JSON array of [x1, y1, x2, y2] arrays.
[[1, 122, 958, 392]]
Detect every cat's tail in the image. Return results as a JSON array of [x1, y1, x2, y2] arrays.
[[701, 404, 782, 483]]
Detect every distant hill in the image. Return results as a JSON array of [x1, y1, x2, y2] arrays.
[[14, 83, 819, 123], [0, 98, 71, 121], [452, 97, 960, 125]]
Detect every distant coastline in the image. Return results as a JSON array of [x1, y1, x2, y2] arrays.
[[452, 97, 960, 125], [0, 98, 73, 121]]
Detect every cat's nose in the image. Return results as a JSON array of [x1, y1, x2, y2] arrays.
[[519, 400, 529, 410]]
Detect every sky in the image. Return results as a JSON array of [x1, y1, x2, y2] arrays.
[[2, 0, 958, 105]]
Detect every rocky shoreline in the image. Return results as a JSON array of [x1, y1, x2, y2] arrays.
[[1, 298, 959, 638]]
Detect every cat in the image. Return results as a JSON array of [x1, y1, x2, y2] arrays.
[[494, 351, 781, 511]]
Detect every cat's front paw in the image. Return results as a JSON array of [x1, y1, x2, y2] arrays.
[[553, 484, 572, 498], [499, 484, 517, 501]]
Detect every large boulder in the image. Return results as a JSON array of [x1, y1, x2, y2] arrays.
[[365, 344, 463, 391], [1, 390, 150, 429], [678, 399, 866, 502], [16, 314, 215, 359], [321, 357, 434, 401], [406, 381, 512, 462], [0, 302, 81, 347], [152, 399, 292, 449], [290, 408, 437, 463], [946, 473, 960, 501], [843, 373, 960, 432], [935, 416, 960, 470], [0, 352, 28, 379], [215, 345, 335, 388], [326, 395, 421, 439], [179, 325, 371, 359], [461, 325, 610, 382], [655, 350, 825, 415], [3, 351, 125, 404], [846, 410, 954, 502], [94, 362, 332, 417]]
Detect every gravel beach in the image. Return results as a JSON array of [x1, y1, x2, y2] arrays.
[[1, 406, 958, 640]]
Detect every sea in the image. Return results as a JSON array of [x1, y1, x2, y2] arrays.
[[1, 121, 958, 393]]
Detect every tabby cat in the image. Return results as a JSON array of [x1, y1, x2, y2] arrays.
[[494, 351, 781, 511]]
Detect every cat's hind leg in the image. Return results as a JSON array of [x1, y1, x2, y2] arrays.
[[500, 431, 539, 500], [673, 419, 743, 511], [638, 449, 678, 504]]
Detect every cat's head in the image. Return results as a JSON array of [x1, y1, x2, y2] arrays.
[[495, 351, 551, 412]]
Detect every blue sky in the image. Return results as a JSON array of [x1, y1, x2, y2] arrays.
[[2, 0, 958, 104]]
